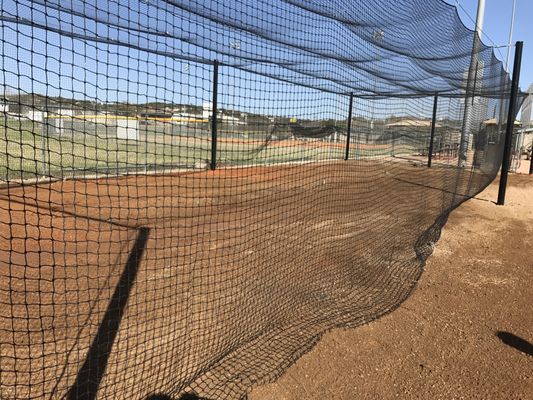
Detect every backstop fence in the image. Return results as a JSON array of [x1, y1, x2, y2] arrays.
[[0, 1, 524, 399]]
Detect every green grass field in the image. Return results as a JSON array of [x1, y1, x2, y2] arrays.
[[0, 118, 404, 181]]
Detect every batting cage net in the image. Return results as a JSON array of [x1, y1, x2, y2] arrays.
[[0, 1, 524, 399]]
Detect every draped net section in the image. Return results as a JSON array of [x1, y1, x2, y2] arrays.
[[0, 1, 523, 399]]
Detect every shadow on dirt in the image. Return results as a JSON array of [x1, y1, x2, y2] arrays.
[[496, 331, 533, 356], [66, 227, 151, 400]]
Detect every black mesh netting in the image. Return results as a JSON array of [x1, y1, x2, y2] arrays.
[[0, 1, 525, 399]]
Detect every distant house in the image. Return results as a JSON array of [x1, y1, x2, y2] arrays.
[[383, 118, 463, 156], [25, 107, 75, 122], [201, 103, 246, 126], [171, 112, 206, 125], [202, 102, 213, 120], [220, 114, 245, 125], [384, 118, 435, 144], [480, 118, 520, 144], [385, 119, 434, 130]]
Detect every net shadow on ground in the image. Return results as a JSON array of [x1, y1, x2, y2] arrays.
[[0, 193, 139, 230], [496, 331, 533, 357], [66, 227, 150, 400]]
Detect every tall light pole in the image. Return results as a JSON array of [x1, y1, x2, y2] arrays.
[[458, 0, 486, 167], [475, 0, 486, 38], [505, 0, 517, 72]]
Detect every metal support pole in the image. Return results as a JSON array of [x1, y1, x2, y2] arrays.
[[210, 60, 219, 170], [344, 93, 353, 161], [41, 117, 47, 177], [475, 0, 486, 37], [529, 148, 533, 175], [497, 41, 523, 206], [458, 0, 485, 167], [471, 61, 479, 105], [428, 94, 438, 168], [505, 0, 517, 72]]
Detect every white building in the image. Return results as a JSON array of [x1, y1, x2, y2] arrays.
[[519, 83, 532, 152], [202, 103, 246, 125], [520, 83, 532, 130], [202, 102, 212, 119], [171, 112, 204, 125], [25, 110, 47, 122]]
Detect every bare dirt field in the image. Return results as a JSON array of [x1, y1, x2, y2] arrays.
[[251, 172, 533, 400], [0, 158, 518, 399]]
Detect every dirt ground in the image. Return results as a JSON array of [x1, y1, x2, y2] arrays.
[[0, 158, 528, 399], [516, 157, 531, 175], [251, 171, 533, 400]]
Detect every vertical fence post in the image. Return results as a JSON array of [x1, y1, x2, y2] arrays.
[[529, 147, 533, 175], [497, 41, 523, 206], [428, 94, 438, 168], [144, 119, 148, 173], [344, 93, 354, 161], [41, 115, 48, 177], [210, 60, 219, 170]]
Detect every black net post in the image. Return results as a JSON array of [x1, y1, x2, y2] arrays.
[[497, 41, 523, 206], [530, 147, 533, 175], [344, 93, 354, 161], [210, 60, 219, 171], [427, 94, 438, 168]]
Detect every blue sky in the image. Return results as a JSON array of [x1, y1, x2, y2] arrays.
[[1, 0, 530, 120], [449, 0, 533, 92]]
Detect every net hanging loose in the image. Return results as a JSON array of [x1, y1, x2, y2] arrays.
[[0, 1, 525, 399]]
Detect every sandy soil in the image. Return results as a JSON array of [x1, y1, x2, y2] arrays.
[[516, 157, 531, 175], [251, 172, 533, 400], [0, 158, 525, 400]]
